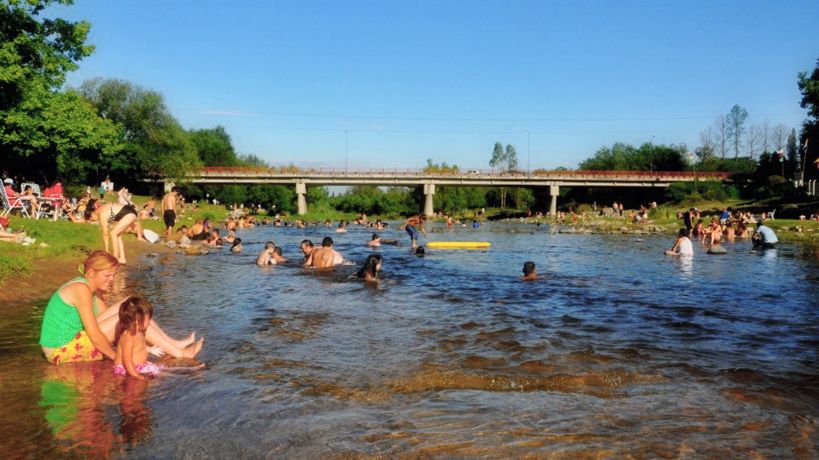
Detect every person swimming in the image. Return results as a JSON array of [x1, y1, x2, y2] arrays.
[[415, 246, 425, 256], [256, 241, 276, 265], [522, 261, 537, 280], [356, 254, 382, 282], [231, 238, 243, 253]]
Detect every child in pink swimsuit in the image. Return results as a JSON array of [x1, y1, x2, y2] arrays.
[[113, 297, 164, 379]]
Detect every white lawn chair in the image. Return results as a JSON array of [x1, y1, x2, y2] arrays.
[[20, 182, 50, 219], [768, 208, 776, 220], [1, 183, 32, 218]]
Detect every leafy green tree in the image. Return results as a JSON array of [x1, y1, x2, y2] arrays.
[[1, 85, 123, 183], [79, 78, 201, 182], [0, 0, 124, 184], [189, 126, 237, 166], [505, 144, 519, 171], [726, 104, 749, 158], [798, 59, 819, 180], [489, 141, 505, 170], [0, 0, 93, 109], [238, 153, 269, 167]]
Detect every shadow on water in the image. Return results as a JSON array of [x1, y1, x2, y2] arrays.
[[1, 222, 818, 457]]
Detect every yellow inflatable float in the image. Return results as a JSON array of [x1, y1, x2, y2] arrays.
[[426, 241, 491, 249]]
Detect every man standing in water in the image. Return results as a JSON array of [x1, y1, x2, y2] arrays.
[[161, 187, 179, 238], [403, 214, 427, 249]]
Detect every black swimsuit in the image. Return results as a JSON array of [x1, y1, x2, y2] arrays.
[[109, 203, 137, 225]]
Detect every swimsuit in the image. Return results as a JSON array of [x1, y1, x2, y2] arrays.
[[46, 331, 104, 365], [163, 209, 176, 228], [113, 362, 164, 377], [405, 224, 418, 240], [108, 203, 137, 225]]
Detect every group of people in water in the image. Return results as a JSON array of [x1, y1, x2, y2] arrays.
[[665, 209, 779, 256]]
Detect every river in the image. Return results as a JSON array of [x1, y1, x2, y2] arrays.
[[1, 222, 817, 458]]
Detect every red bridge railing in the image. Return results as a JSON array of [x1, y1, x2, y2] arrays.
[[198, 166, 730, 180]]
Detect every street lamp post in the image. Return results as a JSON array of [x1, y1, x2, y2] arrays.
[[526, 129, 531, 176], [650, 134, 655, 174], [345, 129, 349, 174]]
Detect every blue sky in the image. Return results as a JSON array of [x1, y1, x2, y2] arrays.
[[54, 1, 817, 170]]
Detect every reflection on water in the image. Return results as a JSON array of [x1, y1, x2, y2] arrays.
[[1, 222, 818, 458]]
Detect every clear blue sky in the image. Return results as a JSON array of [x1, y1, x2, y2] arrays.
[[54, 0, 818, 170]]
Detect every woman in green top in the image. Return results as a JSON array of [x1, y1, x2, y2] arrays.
[[40, 250, 203, 364]]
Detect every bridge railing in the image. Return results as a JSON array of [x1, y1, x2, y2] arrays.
[[198, 166, 730, 180]]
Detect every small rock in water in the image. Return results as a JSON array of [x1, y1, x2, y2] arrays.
[[635, 238, 644, 242], [708, 246, 727, 255]]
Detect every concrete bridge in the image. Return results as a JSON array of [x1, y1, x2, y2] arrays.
[[174, 167, 729, 216]]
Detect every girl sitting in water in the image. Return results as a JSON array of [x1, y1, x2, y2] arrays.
[[114, 297, 164, 380], [231, 238, 243, 253]]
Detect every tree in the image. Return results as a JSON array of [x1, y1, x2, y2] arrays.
[[798, 59, 819, 180], [189, 126, 237, 166], [505, 144, 519, 171], [746, 124, 761, 158], [770, 123, 788, 152], [489, 141, 505, 170], [0, 0, 93, 110], [0, 0, 124, 184], [715, 115, 729, 159], [79, 78, 201, 182], [786, 128, 798, 174], [726, 104, 748, 158]]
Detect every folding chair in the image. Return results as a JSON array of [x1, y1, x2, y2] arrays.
[[20, 182, 48, 219], [1, 184, 32, 218]]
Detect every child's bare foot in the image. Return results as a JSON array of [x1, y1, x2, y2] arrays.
[[183, 338, 203, 358]]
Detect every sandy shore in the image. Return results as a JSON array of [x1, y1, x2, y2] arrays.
[[0, 238, 176, 311]]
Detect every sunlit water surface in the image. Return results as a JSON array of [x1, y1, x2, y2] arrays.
[[1, 223, 818, 458]]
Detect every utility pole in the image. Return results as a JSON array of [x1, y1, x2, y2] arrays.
[[345, 129, 349, 174], [525, 128, 530, 176]]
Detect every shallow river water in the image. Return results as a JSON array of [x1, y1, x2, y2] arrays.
[[1, 222, 818, 458]]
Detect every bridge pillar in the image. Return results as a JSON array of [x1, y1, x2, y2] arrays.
[[295, 182, 307, 215], [549, 185, 559, 216], [164, 181, 175, 193], [423, 183, 435, 217]]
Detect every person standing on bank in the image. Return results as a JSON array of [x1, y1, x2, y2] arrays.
[[161, 186, 179, 238]]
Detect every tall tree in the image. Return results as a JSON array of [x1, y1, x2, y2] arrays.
[[726, 104, 748, 158], [798, 59, 819, 180], [489, 141, 505, 170], [505, 144, 519, 171], [189, 126, 237, 166], [771, 123, 789, 152], [715, 115, 729, 159], [746, 124, 762, 158], [79, 78, 201, 182], [0, 0, 123, 184], [0, 0, 93, 109]]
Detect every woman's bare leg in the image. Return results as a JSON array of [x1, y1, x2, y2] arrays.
[[111, 214, 137, 264], [97, 300, 195, 349], [97, 313, 202, 358]]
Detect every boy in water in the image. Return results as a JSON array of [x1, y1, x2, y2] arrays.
[[403, 214, 427, 249]]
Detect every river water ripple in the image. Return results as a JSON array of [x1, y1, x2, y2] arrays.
[[1, 222, 817, 458]]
